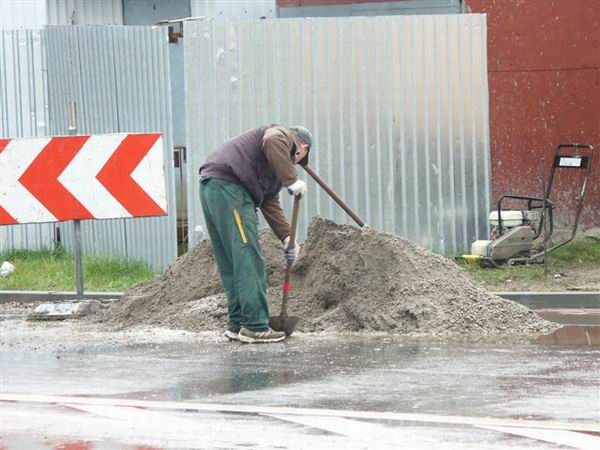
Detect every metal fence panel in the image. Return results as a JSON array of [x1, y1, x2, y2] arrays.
[[0, 29, 56, 251], [47, 0, 124, 26], [185, 15, 491, 255], [44, 25, 177, 271]]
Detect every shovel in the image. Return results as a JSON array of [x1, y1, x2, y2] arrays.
[[302, 165, 366, 228], [269, 195, 301, 336]]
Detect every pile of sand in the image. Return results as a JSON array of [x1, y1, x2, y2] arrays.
[[100, 218, 558, 337]]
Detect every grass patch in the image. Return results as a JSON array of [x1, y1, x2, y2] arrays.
[[457, 239, 600, 287], [549, 240, 600, 265], [457, 261, 546, 286], [0, 247, 155, 291]]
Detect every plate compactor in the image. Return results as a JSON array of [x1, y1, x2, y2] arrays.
[[465, 144, 594, 267]]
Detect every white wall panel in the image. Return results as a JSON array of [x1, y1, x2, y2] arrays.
[[47, 0, 123, 25], [190, 0, 276, 20], [0, 0, 47, 30]]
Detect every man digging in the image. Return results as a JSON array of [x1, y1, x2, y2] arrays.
[[199, 125, 313, 343]]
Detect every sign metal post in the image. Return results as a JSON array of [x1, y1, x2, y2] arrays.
[[68, 102, 84, 299]]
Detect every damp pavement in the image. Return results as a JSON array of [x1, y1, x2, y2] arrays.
[[0, 307, 599, 450]]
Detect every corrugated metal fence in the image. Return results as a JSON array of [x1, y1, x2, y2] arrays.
[[1, 26, 177, 271], [2, 15, 491, 270], [0, 29, 56, 251], [44, 25, 177, 271], [185, 15, 491, 255]]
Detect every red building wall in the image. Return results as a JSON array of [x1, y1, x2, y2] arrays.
[[468, 0, 600, 230]]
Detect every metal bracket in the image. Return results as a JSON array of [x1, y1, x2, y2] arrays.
[[155, 16, 207, 43]]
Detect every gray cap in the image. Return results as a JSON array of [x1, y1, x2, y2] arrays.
[[289, 125, 313, 166]]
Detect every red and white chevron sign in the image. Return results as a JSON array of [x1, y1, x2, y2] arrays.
[[0, 133, 168, 225]]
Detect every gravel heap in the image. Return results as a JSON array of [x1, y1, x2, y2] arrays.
[[100, 218, 558, 338]]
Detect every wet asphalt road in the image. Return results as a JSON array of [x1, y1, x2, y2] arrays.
[[1, 317, 599, 450]]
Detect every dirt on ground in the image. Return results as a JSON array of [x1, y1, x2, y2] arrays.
[[99, 218, 559, 339], [477, 265, 600, 292]]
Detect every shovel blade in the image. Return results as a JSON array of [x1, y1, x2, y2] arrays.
[[269, 315, 300, 337]]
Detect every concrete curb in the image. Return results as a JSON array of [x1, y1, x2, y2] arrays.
[[495, 292, 600, 309], [0, 290, 598, 309], [0, 291, 123, 303]]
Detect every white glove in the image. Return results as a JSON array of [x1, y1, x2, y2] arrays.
[[286, 179, 307, 198], [283, 236, 300, 264]]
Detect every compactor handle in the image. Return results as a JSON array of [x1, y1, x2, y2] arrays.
[[496, 194, 553, 239]]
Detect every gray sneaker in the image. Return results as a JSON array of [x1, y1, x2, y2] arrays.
[[224, 329, 240, 341], [238, 327, 286, 344]]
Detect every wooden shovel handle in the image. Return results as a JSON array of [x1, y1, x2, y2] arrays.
[[281, 195, 301, 317], [302, 164, 366, 227], [288, 195, 301, 249], [284, 195, 300, 286]]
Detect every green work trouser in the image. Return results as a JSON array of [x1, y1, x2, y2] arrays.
[[199, 178, 270, 332]]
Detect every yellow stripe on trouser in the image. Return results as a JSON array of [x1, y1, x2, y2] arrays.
[[233, 209, 248, 244]]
